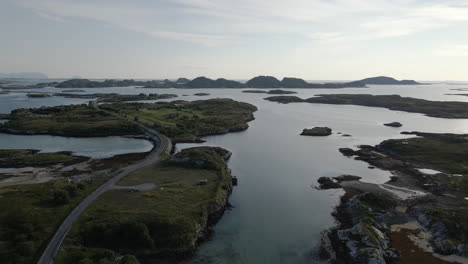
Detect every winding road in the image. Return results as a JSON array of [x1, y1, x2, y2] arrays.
[[37, 100, 171, 264]]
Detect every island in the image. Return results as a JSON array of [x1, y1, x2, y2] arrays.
[[51, 75, 375, 89], [193, 93, 210, 96], [0, 98, 257, 264], [384, 122, 403, 127], [242, 90, 268, 93], [359, 76, 420, 85], [300, 127, 332, 136], [55, 146, 235, 263], [0, 99, 257, 143], [26, 93, 52, 98], [264, 94, 468, 118], [319, 132, 468, 263], [100, 98, 257, 143], [266, 89, 297, 94]]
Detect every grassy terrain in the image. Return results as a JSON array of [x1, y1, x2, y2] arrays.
[[265, 94, 468, 118], [101, 98, 257, 142], [0, 149, 87, 168], [379, 133, 468, 195], [0, 177, 110, 264], [0, 104, 143, 137], [56, 147, 233, 264]]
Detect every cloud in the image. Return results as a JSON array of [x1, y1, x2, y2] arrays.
[[11, 0, 468, 46], [436, 44, 468, 56]]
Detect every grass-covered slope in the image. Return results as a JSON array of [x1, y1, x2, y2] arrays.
[[101, 98, 258, 143], [0, 104, 143, 137], [378, 133, 468, 195], [56, 147, 234, 264], [0, 179, 110, 264]]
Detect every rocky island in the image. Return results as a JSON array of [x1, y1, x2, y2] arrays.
[[384, 122, 403, 127], [359, 76, 421, 85], [319, 132, 468, 263], [300, 127, 332, 136], [265, 94, 468, 118]]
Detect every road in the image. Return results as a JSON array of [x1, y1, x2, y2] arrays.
[[37, 100, 171, 264]]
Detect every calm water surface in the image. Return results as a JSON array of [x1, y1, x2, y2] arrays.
[[1, 82, 468, 263]]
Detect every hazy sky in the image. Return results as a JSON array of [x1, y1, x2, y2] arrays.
[[1, 0, 468, 80]]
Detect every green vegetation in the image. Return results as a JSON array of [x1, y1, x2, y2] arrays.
[[0, 149, 87, 168], [380, 134, 468, 174], [300, 127, 332, 136], [379, 133, 468, 195], [26, 93, 52, 98], [101, 98, 257, 143], [422, 205, 468, 247], [57, 147, 233, 263], [0, 178, 108, 264], [0, 104, 142, 137], [265, 94, 468, 118]]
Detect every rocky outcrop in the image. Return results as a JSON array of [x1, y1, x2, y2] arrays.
[[323, 192, 400, 264], [384, 122, 403, 127], [301, 127, 332, 136]]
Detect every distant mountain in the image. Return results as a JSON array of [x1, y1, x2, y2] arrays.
[[246, 76, 282, 88], [54, 75, 368, 89], [186, 77, 246, 88], [281, 77, 310, 88], [0, 72, 48, 79], [176, 78, 190, 84], [359, 76, 420, 85]]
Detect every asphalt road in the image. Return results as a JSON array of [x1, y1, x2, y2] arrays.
[[37, 100, 171, 264]]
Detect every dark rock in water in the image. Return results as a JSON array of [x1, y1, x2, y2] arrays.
[[368, 166, 376, 169], [342, 134, 352, 137], [384, 122, 403, 127], [232, 176, 238, 186], [333, 175, 362, 182], [194, 93, 210, 96], [242, 90, 268, 94], [339, 148, 356, 156], [317, 177, 341, 189], [301, 127, 332, 136], [266, 89, 297, 94], [264, 96, 304, 104]]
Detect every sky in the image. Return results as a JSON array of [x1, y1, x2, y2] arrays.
[[1, 0, 468, 81]]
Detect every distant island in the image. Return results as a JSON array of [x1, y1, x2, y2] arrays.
[[264, 94, 468, 118], [53, 76, 371, 89], [359, 76, 420, 85], [4, 75, 421, 89]]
